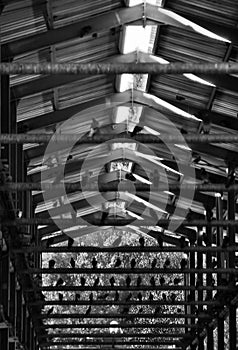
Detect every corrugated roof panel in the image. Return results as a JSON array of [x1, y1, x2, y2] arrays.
[[51, 0, 123, 28], [57, 76, 115, 109], [212, 89, 238, 118], [55, 32, 120, 63], [165, 0, 238, 27], [1, 0, 46, 42], [150, 75, 213, 109], [155, 26, 227, 63], [17, 92, 53, 122]]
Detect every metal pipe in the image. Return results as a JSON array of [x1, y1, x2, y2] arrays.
[[38, 323, 199, 329], [20, 267, 238, 274], [37, 313, 208, 319], [2, 182, 238, 192], [29, 300, 220, 306], [12, 246, 238, 253], [1, 62, 238, 75], [4, 217, 238, 227], [39, 332, 185, 338], [1, 133, 238, 144], [25, 286, 237, 292]]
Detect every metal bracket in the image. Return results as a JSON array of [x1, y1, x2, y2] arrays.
[[142, 1, 146, 28]]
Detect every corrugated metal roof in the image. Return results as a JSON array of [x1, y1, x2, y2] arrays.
[[165, 0, 238, 27], [156, 26, 227, 63], [1, 0, 47, 42]]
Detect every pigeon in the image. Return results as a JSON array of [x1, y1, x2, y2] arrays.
[[150, 276, 156, 287], [137, 292, 143, 302], [136, 276, 142, 287], [100, 210, 109, 224], [93, 277, 100, 287], [46, 237, 54, 248], [222, 235, 229, 248], [163, 258, 170, 268], [85, 306, 91, 315], [151, 258, 157, 269], [88, 118, 99, 138], [110, 276, 116, 287], [139, 236, 145, 248], [80, 277, 86, 286], [126, 276, 131, 287], [92, 257, 97, 269], [125, 172, 136, 182], [131, 125, 143, 137], [58, 293, 63, 302], [162, 293, 167, 301], [130, 258, 136, 269], [122, 306, 130, 314], [114, 291, 120, 301], [114, 257, 121, 268], [200, 168, 209, 184], [48, 259, 55, 269], [89, 292, 93, 303], [126, 293, 132, 302], [149, 292, 154, 301], [180, 255, 188, 270], [70, 257, 75, 268], [67, 237, 74, 248], [75, 293, 80, 301], [159, 277, 165, 286], [47, 307, 54, 315], [170, 293, 176, 302], [173, 277, 182, 285], [157, 235, 163, 249], [55, 278, 64, 287]]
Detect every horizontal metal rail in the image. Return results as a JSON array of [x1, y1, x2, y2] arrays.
[[36, 313, 211, 319], [1, 62, 238, 75], [38, 323, 199, 329], [20, 267, 238, 274], [29, 300, 220, 306], [40, 332, 185, 339], [0, 133, 238, 144], [12, 246, 238, 253], [25, 286, 236, 292], [5, 218, 238, 227], [2, 182, 238, 192]]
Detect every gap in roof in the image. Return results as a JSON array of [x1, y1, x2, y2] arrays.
[[128, 0, 162, 6]]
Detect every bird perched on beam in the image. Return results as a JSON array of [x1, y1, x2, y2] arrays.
[[130, 258, 136, 269], [180, 254, 188, 270], [137, 292, 142, 302], [88, 118, 99, 138], [151, 258, 157, 269], [85, 306, 91, 315], [48, 259, 55, 269], [114, 291, 120, 301], [110, 276, 116, 287], [93, 277, 100, 287], [139, 236, 145, 248], [150, 276, 156, 287], [70, 257, 76, 268], [47, 307, 54, 315], [126, 276, 131, 287], [114, 257, 121, 268], [55, 278, 64, 287], [130, 125, 143, 137], [58, 293, 63, 302], [80, 276, 86, 286], [91, 257, 97, 269], [67, 237, 74, 248], [137, 276, 142, 287]]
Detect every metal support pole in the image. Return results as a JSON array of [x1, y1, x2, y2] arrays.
[[205, 209, 214, 349], [1, 182, 238, 192], [1, 62, 238, 75], [216, 195, 225, 350], [197, 230, 204, 350], [1, 133, 238, 144], [227, 165, 237, 350], [0, 251, 10, 350], [3, 217, 238, 227], [9, 271, 16, 350]]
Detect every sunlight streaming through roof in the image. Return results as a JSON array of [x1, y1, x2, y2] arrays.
[[128, 0, 162, 6]]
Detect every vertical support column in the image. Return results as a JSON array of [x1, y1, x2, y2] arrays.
[[9, 270, 17, 350], [205, 208, 214, 349], [197, 228, 204, 350], [216, 194, 224, 350], [0, 251, 10, 350], [189, 238, 197, 350], [16, 288, 23, 344], [227, 164, 236, 350]]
